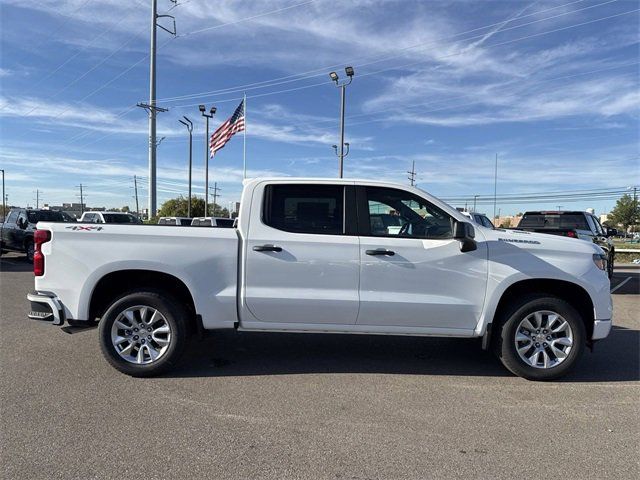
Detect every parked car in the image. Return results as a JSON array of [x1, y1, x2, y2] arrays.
[[1, 208, 71, 261], [515, 210, 615, 278], [79, 211, 142, 224], [190, 216, 235, 227], [461, 211, 495, 228], [28, 178, 612, 380], [158, 217, 192, 226]]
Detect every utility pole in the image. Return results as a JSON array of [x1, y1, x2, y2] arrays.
[[77, 184, 85, 214], [493, 153, 498, 221], [329, 66, 354, 178], [557, 205, 563, 211], [199, 105, 216, 216], [210, 182, 220, 216], [139, 0, 176, 219], [133, 175, 140, 218], [407, 160, 417, 186], [1, 169, 5, 219], [179, 116, 193, 217], [473, 195, 479, 213], [34, 189, 41, 208]]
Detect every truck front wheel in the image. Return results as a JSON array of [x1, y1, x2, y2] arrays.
[[494, 295, 586, 381], [98, 290, 189, 377]]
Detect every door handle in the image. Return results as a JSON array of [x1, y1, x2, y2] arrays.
[[365, 248, 395, 256], [253, 244, 283, 252]]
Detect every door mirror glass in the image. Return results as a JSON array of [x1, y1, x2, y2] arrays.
[[17, 217, 28, 229]]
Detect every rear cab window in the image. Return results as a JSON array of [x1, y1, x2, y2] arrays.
[[519, 213, 589, 230]]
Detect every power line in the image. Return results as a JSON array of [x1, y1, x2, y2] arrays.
[[170, 7, 640, 109], [157, 0, 596, 103]]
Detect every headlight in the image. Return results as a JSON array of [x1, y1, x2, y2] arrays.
[[593, 253, 607, 271]]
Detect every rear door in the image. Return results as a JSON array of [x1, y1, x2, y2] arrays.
[[243, 182, 360, 325], [356, 186, 488, 331]]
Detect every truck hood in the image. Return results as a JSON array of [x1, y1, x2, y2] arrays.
[[480, 227, 603, 255]]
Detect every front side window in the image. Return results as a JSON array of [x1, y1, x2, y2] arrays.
[[264, 184, 344, 235], [364, 187, 452, 239]]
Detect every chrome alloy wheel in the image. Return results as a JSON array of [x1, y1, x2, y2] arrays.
[[514, 310, 574, 369], [110, 305, 172, 364]]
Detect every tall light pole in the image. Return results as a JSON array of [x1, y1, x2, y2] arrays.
[[179, 116, 194, 217], [199, 105, 216, 217], [329, 66, 354, 178]]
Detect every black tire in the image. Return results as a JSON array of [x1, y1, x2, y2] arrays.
[[98, 290, 189, 377], [494, 295, 585, 381], [25, 240, 34, 262], [607, 253, 614, 279]]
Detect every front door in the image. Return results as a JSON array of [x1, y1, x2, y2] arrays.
[[243, 182, 360, 325], [356, 186, 488, 332]]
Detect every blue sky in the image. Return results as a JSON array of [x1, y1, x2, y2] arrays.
[[0, 0, 638, 216]]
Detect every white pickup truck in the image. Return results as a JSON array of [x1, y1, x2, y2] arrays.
[[27, 178, 612, 380]]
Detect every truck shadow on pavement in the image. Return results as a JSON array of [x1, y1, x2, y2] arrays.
[[172, 325, 639, 382], [0, 256, 33, 273]]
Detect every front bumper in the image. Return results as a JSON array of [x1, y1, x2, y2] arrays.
[[592, 319, 612, 340], [27, 291, 65, 326]]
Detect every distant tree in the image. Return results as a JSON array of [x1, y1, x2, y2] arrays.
[[608, 194, 639, 232], [158, 196, 231, 219], [121, 206, 130, 213]]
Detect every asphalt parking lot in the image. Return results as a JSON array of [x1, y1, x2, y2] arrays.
[[1, 252, 638, 480]]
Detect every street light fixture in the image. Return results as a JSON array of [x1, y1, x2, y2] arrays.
[[178, 116, 194, 217], [329, 66, 354, 178], [200, 105, 216, 216]]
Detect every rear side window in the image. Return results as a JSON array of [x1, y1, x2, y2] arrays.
[[28, 211, 64, 223], [263, 184, 344, 235], [6, 210, 19, 224]]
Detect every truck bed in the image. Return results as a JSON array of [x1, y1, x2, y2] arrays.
[[34, 223, 240, 328]]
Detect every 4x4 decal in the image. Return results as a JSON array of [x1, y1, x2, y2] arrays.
[[65, 226, 103, 231]]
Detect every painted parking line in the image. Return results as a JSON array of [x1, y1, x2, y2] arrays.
[[611, 277, 632, 294]]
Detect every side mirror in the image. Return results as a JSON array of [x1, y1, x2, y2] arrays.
[[17, 217, 27, 229], [453, 221, 477, 252]]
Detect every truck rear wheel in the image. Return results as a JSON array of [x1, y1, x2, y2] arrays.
[[494, 295, 585, 381], [98, 290, 189, 377], [25, 240, 34, 262]]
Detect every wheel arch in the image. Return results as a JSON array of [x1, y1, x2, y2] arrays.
[[484, 278, 595, 349], [88, 269, 198, 331]]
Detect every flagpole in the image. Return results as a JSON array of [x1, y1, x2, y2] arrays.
[[243, 92, 247, 180]]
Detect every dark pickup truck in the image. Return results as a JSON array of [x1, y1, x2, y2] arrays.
[[0, 208, 73, 261], [515, 210, 615, 277]]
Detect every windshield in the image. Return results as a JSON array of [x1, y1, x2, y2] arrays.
[[27, 210, 65, 223], [103, 213, 138, 223]]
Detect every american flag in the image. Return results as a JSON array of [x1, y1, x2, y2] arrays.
[[209, 100, 245, 157]]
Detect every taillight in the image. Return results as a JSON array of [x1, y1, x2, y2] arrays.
[[33, 229, 51, 277], [566, 230, 577, 238]]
